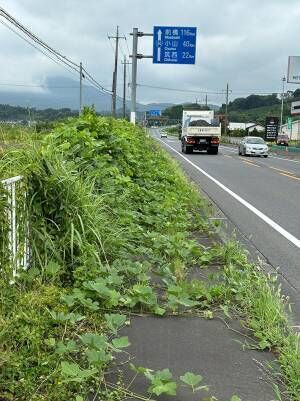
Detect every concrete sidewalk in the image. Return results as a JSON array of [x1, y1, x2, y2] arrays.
[[117, 315, 278, 401]]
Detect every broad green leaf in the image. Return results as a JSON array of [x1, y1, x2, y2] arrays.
[[56, 340, 78, 355], [61, 361, 80, 377], [86, 349, 112, 365], [231, 396, 242, 401], [68, 312, 85, 324], [60, 361, 97, 383], [45, 261, 61, 276], [61, 294, 77, 307], [149, 381, 177, 396], [129, 363, 153, 375], [104, 313, 127, 334], [80, 333, 107, 350], [180, 372, 203, 387], [153, 305, 166, 316], [79, 297, 99, 311], [75, 397, 84, 401], [112, 336, 130, 349], [152, 368, 173, 382]]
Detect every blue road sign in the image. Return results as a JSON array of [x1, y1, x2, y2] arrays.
[[153, 26, 197, 64], [149, 110, 161, 117]]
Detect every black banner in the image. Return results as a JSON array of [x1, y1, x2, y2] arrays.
[[265, 117, 279, 141]]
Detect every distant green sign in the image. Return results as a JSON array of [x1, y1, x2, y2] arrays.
[[287, 117, 292, 129]]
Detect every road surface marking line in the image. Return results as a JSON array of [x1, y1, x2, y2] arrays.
[[224, 155, 232, 159], [242, 160, 260, 167], [270, 155, 300, 164], [270, 166, 295, 175], [280, 173, 300, 181], [157, 138, 300, 249]]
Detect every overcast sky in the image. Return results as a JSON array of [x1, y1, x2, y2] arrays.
[[0, 0, 300, 105]]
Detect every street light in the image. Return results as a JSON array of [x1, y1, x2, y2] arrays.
[[280, 76, 286, 133]]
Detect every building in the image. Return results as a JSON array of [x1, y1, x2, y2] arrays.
[[247, 124, 265, 133], [281, 120, 300, 140], [228, 122, 248, 130], [228, 122, 265, 133]]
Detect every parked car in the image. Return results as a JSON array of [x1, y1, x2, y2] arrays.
[[238, 136, 269, 157], [276, 134, 289, 146]]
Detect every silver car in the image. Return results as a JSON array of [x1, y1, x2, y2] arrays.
[[238, 136, 268, 158]]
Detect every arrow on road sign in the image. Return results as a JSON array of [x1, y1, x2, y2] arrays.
[[157, 29, 162, 62]]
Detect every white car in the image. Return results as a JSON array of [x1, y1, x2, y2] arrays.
[[160, 131, 168, 138], [238, 136, 268, 157]]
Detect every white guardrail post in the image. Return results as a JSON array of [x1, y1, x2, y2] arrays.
[[1, 175, 29, 278]]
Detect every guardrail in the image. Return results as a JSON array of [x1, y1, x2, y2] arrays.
[[1, 175, 29, 279]]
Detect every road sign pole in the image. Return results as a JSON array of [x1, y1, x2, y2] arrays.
[[224, 83, 229, 136], [280, 76, 286, 134], [130, 28, 138, 125]]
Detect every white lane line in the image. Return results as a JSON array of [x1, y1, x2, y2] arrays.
[[270, 155, 300, 164], [157, 138, 300, 249]]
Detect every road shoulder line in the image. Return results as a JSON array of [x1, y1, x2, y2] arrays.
[[157, 137, 300, 249]]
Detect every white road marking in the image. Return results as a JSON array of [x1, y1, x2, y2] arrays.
[[157, 137, 300, 249]]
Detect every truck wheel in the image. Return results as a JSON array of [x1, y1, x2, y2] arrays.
[[186, 145, 193, 154], [207, 147, 218, 155]]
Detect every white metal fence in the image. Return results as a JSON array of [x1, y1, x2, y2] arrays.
[[1, 175, 29, 278]]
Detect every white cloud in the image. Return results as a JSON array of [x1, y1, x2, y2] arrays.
[[0, 0, 300, 105]]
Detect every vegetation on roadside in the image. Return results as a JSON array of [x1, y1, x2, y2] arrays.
[[164, 125, 181, 136], [0, 109, 299, 401], [0, 103, 78, 122]]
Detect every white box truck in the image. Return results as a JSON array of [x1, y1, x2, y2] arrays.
[[180, 109, 221, 154]]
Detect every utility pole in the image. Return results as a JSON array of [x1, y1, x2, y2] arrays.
[[121, 56, 131, 119], [129, 28, 153, 124], [280, 76, 286, 134], [108, 26, 125, 118], [130, 28, 138, 124], [123, 56, 126, 118], [224, 83, 229, 136], [205, 94, 208, 108], [79, 61, 83, 115]]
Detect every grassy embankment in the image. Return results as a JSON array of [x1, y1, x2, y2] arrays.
[[0, 110, 299, 401]]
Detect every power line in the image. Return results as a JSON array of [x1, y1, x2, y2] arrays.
[[82, 68, 112, 94], [0, 6, 111, 96], [0, 19, 79, 77], [124, 35, 131, 56], [0, 7, 79, 69], [137, 83, 227, 95], [137, 83, 283, 97]]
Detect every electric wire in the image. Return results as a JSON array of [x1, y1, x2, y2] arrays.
[[82, 68, 112, 94], [0, 7, 79, 68], [0, 7, 111, 95], [137, 83, 227, 95], [137, 83, 282, 97], [0, 19, 80, 78]]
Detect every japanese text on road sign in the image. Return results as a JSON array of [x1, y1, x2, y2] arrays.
[[153, 26, 197, 64]]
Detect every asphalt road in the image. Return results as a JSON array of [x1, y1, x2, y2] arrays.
[[151, 129, 300, 325]]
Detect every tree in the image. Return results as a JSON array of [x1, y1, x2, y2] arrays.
[[293, 89, 300, 99], [162, 103, 210, 120]]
